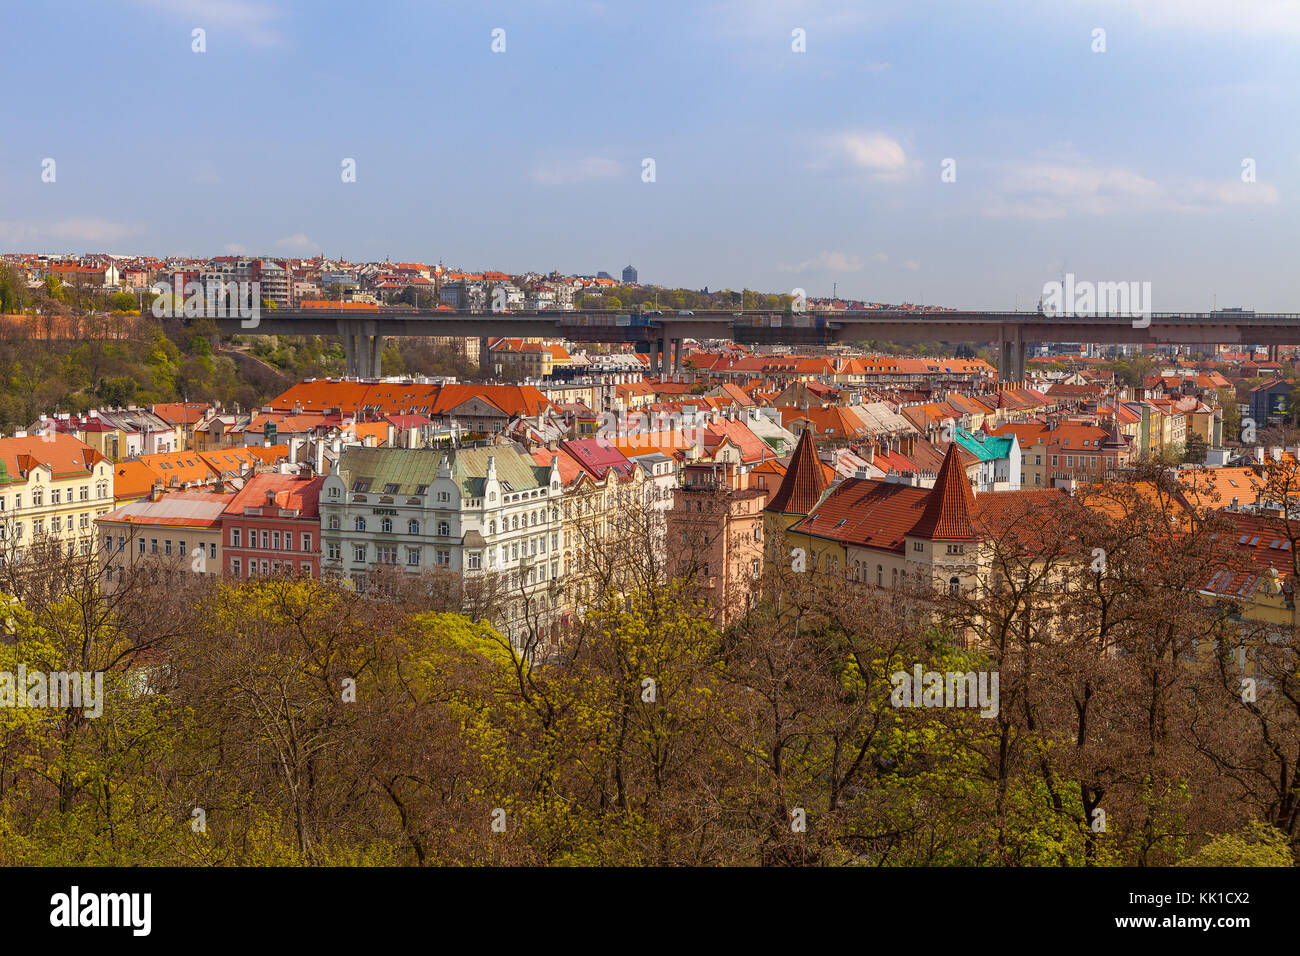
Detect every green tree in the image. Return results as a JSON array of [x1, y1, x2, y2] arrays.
[[1176, 821, 1294, 866]]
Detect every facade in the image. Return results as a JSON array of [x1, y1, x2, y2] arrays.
[[320, 444, 563, 643], [667, 460, 767, 625], [221, 473, 326, 579], [622, 265, 638, 284], [96, 490, 227, 588], [0, 434, 114, 562]]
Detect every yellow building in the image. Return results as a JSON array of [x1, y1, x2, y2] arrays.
[[0, 434, 115, 561]]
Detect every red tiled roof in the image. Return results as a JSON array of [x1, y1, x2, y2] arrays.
[[908, 443, 979, 541], [766, 429, 827, 515]]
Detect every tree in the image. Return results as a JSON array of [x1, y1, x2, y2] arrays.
[[1176, 821, 1294, 866]]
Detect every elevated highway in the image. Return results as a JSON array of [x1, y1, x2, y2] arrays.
[[198, 308, 1300, 381]]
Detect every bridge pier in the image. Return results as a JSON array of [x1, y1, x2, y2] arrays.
[[479, 336, 492, 378], [337, 319, 384, 378], [670, 338, 682, 379]]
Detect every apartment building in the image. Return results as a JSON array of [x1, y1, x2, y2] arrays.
[[97, 490, 227, 588], [667, 460, 767, 625], [221, 473, 326, 579], [0, 434, 114, 562], [320, 444, 563, 643]]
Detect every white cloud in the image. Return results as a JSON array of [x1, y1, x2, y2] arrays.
[[903, 260, 921, 272], [777, 250, 865, 273], [982, 155, 1281, 218], [807, 132, 908, 181], [837, 133, 907, 174], [530, 156, 621, 186], [275, 233, 316, 252], [131, 0, 285, 46], [1080, 0, 1300, 36]]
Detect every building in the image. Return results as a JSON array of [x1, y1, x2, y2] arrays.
[[221, 473, 326, 579], [667, 459, 767, 625], [320, 444, 563, 644], [1249, 379, 1293, 428], [622, 265, 638, 284], [0, 434, 114, 562], [96, 490, 228, 588]]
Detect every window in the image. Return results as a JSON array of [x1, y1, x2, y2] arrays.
[[381, 518, 392, 534], [208, 542, 216, 559], [352, 480, 370, 493], [753, 526, 762, 542], [301, 533, 311, 552], [948, 576, 960, 596], [406, 548, 421, 566], [231, 528, 242, 547], [164, 540, 172, 556], [180, 541, 187, 556], [377, 546, 398, 564], [354, 545, 367, 562], [51, 489, 60, 505], [355, 517, 366, 532], [139, 538, 145, 555], [79, 486, 88, 501], [32, 490, 41, 507], [273, 531, 281, 550], [383, 483, 400, 494], [150, 539, 158, 554], [437, 521, 450, 536], [328, 515, 339, 530], [407, 519, 419, 535], [231, 558, 241, 577], [468, 551, 481, 570], [327, 544, 340, 560]]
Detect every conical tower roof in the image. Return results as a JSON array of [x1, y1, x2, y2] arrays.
[[766, 428, 827, 515], [909, 442, 979, 541]]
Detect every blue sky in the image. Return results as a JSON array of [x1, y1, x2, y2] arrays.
[[1, 0, 1297, 309]]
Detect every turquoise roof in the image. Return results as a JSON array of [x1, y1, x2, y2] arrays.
[[954, 427, 1014, 462]]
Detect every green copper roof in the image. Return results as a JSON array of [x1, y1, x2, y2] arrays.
[[336, 444, 547, 499]]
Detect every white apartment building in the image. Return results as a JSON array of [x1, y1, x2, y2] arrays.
[[320, 444, 563, 645]]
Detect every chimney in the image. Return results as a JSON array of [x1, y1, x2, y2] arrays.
[[315, 438, 326, 476], [386, 423, 396, 446], [1255, 447, 1266, 464], [289, 440, 298, 465]]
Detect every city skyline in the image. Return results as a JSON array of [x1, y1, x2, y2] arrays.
[[0, 0, 1296, 311]]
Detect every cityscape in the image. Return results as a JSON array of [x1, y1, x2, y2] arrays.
[[0, 0, 1296, 936]]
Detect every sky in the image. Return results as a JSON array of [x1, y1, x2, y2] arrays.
[[1, 0, 1297, 310]]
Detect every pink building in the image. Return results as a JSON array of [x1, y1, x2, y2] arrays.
[[666, 460, 767, 625], [221, 473, 325, 578]]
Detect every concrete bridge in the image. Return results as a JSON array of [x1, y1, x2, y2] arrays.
[[198, 308, 1300, 381]]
